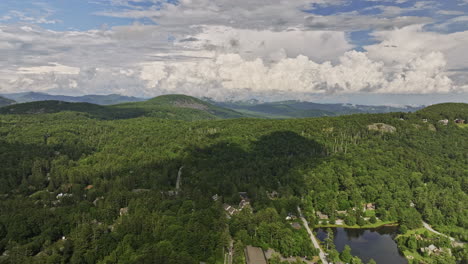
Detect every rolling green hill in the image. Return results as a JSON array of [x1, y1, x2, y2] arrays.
[[416, 103, 468, 121], [0, 94, 247, 121]]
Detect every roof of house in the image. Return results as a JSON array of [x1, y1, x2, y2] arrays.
[[245, 246, 267, 264]]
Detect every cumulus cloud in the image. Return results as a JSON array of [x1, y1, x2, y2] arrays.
[[365, 25, 468, 73], [137, 50, 455, 100], [0, 22, 466, 100], [1, 0, 467, 101], [177, 26, 354, 62]]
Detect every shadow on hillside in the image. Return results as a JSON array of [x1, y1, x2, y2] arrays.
[[178, 131, 326, 202]]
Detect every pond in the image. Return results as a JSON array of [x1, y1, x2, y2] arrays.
[[316, 226, 407, 264]]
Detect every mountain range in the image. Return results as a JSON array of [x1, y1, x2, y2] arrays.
[[0, 92, 145, 105], [0, 92, 423, 119]]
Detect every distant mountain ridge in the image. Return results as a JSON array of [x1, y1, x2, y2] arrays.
[[0, 94, 246, 121], [1, 92, 145, 105], [212, 100, 423, 118], [0, 92, 427, 120], [0, 96, 15, 107]]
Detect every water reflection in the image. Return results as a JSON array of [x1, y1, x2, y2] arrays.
[[316, 226, 407, 264]]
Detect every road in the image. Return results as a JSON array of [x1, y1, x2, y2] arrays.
[[422, 221, 455, 241], [423, 221, 466, 247], [298, 207, 329, 264]]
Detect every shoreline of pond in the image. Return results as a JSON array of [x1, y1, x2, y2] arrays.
[[315, 226, 408, 264], [314, 221, 398, 230]]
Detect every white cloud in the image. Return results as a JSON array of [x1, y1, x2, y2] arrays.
[[365, 25, 468, 72], [0, 23, 465, 100], [138, 50, 455, 100], [436, 10, 465, 16], [17, 63, 80, 75], [177, 25, 353, 62], [433, 16, 468, 31], [0, 1, 467, 101], [304, 14, 432, 31]]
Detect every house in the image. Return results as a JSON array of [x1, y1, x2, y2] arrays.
[[316, 211, 329, 220], [223, 204, 238, 216], [336, 210, 347, 215], [285, 213, 297, 221], [239, 199, 250, 209], [120, 207, 129, 216], [244, 246, 267, 264], [422, 119, 428, 123], [421, 244, 442, 256], [438, 119, 449, 125], [84, 185, 94, 190], [455, 119, 465, 124], [212, 194, 220, 202], [364, 203, 375, 211]]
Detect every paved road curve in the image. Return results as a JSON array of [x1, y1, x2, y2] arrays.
[[422, 221, 455, 241], [423, 221, 467, 247], [298, 207, 329, 264]]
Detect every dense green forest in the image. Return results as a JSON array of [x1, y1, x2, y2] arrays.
[[0, 98, 467, 263]]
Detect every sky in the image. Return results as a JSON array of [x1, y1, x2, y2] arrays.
[[0, 0, 468, 105]]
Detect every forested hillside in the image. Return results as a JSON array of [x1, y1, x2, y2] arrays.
[[0, 97, 14, 107], [0, 102, 466, 263], [0, 95, 246, 121]]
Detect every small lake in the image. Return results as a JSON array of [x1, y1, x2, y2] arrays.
[[316, 226, 407, 264]]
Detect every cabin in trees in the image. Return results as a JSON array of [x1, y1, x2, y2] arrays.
[[363, 203, 376, 211], [223, 204, 238, 216], [223, 192, 251, 217], [285, 213, 298, 221], [119, 207, 129, 216], [438, 119, 449, 125], [316, 211, 329, 220], [244, 246, 267, 264], [455, 119, 465, 124], [420, 245, 447, 256]]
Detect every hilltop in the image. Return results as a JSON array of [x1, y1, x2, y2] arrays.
[[416, 103, 468, 121], [0, 94, 246, 121]]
